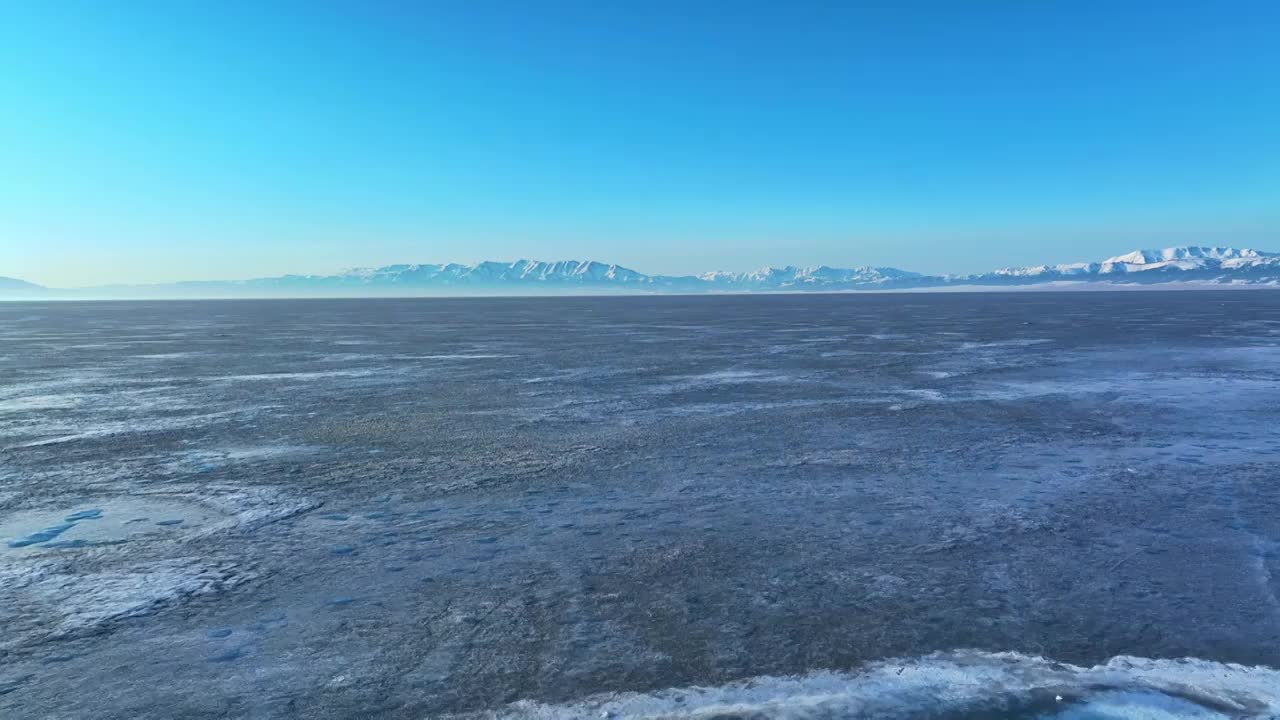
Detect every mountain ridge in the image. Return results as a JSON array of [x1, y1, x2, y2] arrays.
[[0, 276, 44, 292], [4, 246, 1279, 297]]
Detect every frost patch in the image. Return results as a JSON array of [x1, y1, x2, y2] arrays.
[[684, 369, 793, 384], [192, 485, 322, 534], [1, 558, 252, 649], [209, 369, 378, 382], [176, 444, 319, 473], [0, 394, 86, 412], [6, 411, 237, 448]]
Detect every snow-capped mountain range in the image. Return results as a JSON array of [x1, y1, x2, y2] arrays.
[[3, 247, 1279, 297], [976, 246, 1280, 282], [274, 260, 657, 287]]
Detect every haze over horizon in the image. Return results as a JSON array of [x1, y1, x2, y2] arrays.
[[3, 1, 1278, 287]]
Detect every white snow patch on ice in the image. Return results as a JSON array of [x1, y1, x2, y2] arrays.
[[682, 370, 795, 385], [902, 388, 946, 401], [484, 650, 1280, 719], [974, 374, 1280, 403], [209, 369, 379, 382], [960, 339, 1053, 350], [918, 370, 956, 379], [0, 393, 86, 411], [0, 372, 113, 399]]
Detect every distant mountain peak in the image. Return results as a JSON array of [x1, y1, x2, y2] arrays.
[[1102, 246, 1276, 266]]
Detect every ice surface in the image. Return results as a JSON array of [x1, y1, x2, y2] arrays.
[[2, 293, 1280, 719]]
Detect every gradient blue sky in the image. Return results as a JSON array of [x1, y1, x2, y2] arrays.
[[2, 1, 1278, 286]]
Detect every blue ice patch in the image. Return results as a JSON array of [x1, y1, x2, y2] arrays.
[[7, 523, 76, 548]]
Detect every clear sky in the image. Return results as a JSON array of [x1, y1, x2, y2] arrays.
[[2, 1, 1278, 287]]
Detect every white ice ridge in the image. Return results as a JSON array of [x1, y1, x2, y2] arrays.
[[479, 650, 1280, 719]]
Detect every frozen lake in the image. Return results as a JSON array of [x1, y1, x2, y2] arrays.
[[3, 293, 1280, 718]]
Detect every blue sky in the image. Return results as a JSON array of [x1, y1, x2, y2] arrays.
[[2, 1, 1278, 286]]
